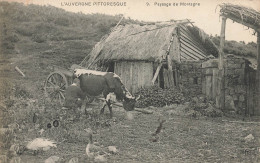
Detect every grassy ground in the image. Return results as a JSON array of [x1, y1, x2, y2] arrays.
[[1, 94, 260, 163]]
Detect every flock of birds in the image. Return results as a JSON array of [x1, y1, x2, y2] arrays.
[[9, 128, 118, 162]]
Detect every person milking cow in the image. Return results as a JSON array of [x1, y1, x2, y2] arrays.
[[63, 78, 86, 120]]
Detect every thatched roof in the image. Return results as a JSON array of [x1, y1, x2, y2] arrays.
[[81, 20, 218, 67], [219, 3, 260, 31]]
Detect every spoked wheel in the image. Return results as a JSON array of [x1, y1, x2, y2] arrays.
[[44, 72, 68, 105]]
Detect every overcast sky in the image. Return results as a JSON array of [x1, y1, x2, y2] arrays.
[[5, 0, 260, 43]]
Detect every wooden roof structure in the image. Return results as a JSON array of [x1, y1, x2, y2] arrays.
[[219, 3, 260, 32]]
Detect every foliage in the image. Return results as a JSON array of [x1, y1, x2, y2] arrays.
[[0, 1, 140, 66], [135, 85, 185, 108], [32, 34, 46, 43], [186, 97, 223, 117], [211, 35, 257, 58]]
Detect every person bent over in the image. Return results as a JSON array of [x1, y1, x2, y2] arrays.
[[64, 78, 85, 120]]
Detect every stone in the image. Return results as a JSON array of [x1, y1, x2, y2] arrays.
[[68, 157, 79, 163], [225, 89, 230, 95], [233, 95, 238, 101], [238, 102, 243, 108], [227, 63, 241, 69], [45, 156, 60, 163], [202, 59, 218, 68], [108, 146, 118, 154], [229, 88, 235, 95], [205, 68, 213, 75], [225, 69, 234, 75], [94, 155, 107, 162], [0, 155, 7, 163], [225, 95, 237, 111], [239, 95, 245, 102], [192, 97, 199, 104], [10, 157, 21, 163], [244, 134, 254, 143]]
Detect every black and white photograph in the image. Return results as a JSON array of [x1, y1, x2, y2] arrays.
[[0, 0, 260, 162]]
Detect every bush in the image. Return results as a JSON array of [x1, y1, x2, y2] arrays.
[[6, 34, 19, 43], [187, 97, 223, 117], [13, 85, 32, 99], [135, 85, 185, 108], [16, 26, 34, 36], [54, 17, 70, 26], [2, 41, 14, 49], [32, 34, 46, 43]]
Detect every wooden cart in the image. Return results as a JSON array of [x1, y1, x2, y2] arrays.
[[43, 64, 93, 105]]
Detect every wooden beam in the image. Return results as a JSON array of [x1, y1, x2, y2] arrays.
[[179, 38, 207, 58], [15, 66, 26, 77], [222, 14, 260, 32], [216, 16, 227, 110], [175, 28, 181, 63], [256, 32, 260, 115], [167, 35, 175, 87], [152, 63, 162, 84]]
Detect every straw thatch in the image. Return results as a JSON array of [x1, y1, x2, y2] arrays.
[[219, 3, 260, 31], [81, 21, 218, 68]]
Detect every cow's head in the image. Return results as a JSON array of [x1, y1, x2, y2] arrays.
[[122, 95, 140, 111]]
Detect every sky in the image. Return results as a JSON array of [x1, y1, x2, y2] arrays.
[[4, 0, 260, 43]]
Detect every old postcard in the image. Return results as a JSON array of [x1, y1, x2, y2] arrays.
[[0, 0, 260, 162]]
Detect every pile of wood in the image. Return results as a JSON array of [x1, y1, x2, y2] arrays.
[[219, 3, 260, 30]]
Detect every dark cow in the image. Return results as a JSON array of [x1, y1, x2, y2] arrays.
[[65, 69, 139, 117]]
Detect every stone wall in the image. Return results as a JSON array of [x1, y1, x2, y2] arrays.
[[179, 60, 203, 97], [201, 54, 250, 114], [224, 55, 247, 113]]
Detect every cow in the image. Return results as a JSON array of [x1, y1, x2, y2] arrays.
[[64, 69, 139, 118]]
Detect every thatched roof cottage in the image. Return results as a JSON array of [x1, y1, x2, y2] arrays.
[[80, 20, 218, 93]]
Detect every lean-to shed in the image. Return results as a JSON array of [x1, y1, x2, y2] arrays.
[[81, 20, 218, 93]]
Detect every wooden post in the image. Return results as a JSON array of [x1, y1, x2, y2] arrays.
[[216, 16, 227, 110], [152, 63, 163, 84], [166, 32, 176, 88], [256, 32, 260, 115], [174, 27, 180, 87]]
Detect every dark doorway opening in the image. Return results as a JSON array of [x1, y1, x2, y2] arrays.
[[107, 62, 115, 72]]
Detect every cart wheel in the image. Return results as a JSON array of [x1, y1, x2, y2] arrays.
[[44, 72, 68, 105]]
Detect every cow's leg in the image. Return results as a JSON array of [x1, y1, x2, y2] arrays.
[[81, 97, 87, 115], [100, 92, 109, 115], [100, 101, 106, 115], [107, 100, 113, 118]]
